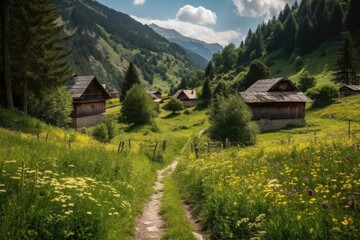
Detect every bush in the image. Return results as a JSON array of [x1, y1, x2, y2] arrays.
[[306, 84, 339, 108], [28, 87, 72, 127], [298, 71, 316, 92], [294, 56, 304, 70], [209, 95, 258, 144], [163, 98, 184, 113], [120, 84, 157, 125], [92, 124, 109, 142]]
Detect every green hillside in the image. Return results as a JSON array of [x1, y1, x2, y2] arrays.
[[209, 0, 360, 91], [54, 0, 197, 92]]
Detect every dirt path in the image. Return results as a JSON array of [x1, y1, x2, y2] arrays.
[[134, 160, 178, 240]]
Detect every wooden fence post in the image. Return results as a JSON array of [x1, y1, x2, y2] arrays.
[[45, 133, 49, 142], [153, 142, 159, 155], [128, 139, 131, 150], [348, 120, 351, 139], [194, 143, 199, 159], [207, 140, 210, 154]]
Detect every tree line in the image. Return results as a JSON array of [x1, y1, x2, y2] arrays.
[[212, 0, 360, 77]]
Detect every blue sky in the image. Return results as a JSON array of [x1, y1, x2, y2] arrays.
[[96, 0, 298, 46]]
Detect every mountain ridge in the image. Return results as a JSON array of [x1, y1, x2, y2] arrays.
[[149, 23, 223, 62]]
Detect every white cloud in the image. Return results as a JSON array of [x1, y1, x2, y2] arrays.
[[133, 0, 145, 6], [131, 15, 241, 47], [232, 0, 297, 19], [176, 5, 217, 25]]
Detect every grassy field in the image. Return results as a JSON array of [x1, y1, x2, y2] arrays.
[[0, 101, 207, 240], [175, 96, 360, 239]]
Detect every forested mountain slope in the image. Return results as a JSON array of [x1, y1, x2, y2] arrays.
[[210, 0, 360, 90], [150, 24, 223, 63], [54, 0, 197, 91]]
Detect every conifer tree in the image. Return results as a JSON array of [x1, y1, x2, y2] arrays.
[[328, 3, 343, 38], [333, 32, 359, 85], [213, 81, 228, 98], [282, 13, 298, 57], [120, 62, 140, 101], [279, 4, 291, 23], [201, 77, 212, 101], [344, 0, 360, 33], [204, 61, 214, 79], [296, 15, 314, 53], [10, 0, 72, 113], [267, 21, 283, 51], [1, 0, 14, 109]]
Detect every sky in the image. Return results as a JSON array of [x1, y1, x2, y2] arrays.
[[96, 0, 299, 47]]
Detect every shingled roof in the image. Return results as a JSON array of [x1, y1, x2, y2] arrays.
[[174, 90, 197, 100], [240, 78, 312, 103], [341, 85, 360, 91], [245, 77, 298, 92], [67, 75, 111, 99]]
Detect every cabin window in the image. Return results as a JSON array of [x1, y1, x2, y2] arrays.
[[91, 104, 94, 109]]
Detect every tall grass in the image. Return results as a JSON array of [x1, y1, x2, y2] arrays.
[[176, 137, 360, 239]]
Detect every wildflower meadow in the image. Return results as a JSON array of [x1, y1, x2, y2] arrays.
[[176, 137, 360, 239]]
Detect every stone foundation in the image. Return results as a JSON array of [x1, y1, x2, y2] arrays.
[[71, 114, 104, 128], [257, 118, 306, 132]]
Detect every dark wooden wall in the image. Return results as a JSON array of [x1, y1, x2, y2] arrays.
[[340, 88, 359, 97], [249, 102, 306, 120]]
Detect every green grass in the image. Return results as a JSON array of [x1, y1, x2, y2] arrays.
[[160, 175, 196, 240], [0, 104, 207, 239], [310, 95, 360, 122]]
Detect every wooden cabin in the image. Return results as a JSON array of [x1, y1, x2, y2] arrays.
[[340, 85, 360, 97], [174, 89, 197, 108], [67, 75, 111, 128], [147, 90, 163, 103], [240, 77, 312, 131]]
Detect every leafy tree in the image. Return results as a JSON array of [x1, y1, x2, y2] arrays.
[[242, 60, 271, 90], [163, 98, 184, 114], [120, 84, 156, 125], [204, 61, 215, 79], [221, 43, 237, 72], [344, 0, 360, 33], [298, 71, 316, 92], [10, 0, 72, 113], [201, 77, 212, 101], [282, 13, 298, 57], [333, 32, 359, 85], [28, 87, 72, 127], [120, 62, 141, 101], [307, 84, 339, 108], [209, 95, 258, 144]]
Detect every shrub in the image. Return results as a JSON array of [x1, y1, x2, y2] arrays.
[[294, 56, 304, 70], [92, 124, 109, 142], [120, 84, 157, 125], [209, 95, 258, 144], [306, 84, 339, 108], [298, 71, 316, 92], [28, 87, 72, 127], [163, 98, 184, 114]]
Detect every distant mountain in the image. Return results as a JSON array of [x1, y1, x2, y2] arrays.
[[54, 0, 197, 92], [150, 24, 223, 62]]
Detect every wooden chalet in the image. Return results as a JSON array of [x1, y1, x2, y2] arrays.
[[240, 77, 312, 131], [340, 85, 360, 97], [67, 75, 111, 128], [174, 89, 197, 108]]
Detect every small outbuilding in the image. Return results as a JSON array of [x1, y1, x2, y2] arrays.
[[339, 85, 360, 97], [174, 89, 197, 108], [67, 75, 111, 128], [240, 77, 312, 131], [147, 90, 164, 103]]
